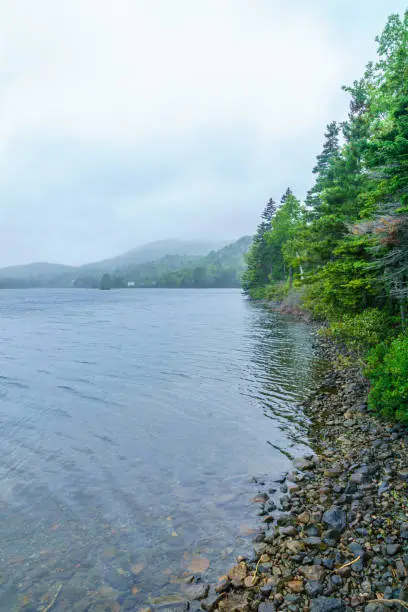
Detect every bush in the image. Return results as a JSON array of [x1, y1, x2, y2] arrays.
[[365, 333, 408, 422], [324, 308, 389, 354], [264, 282, 289, 302]]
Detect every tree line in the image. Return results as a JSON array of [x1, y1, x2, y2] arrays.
[[242, 11, 408, 422]]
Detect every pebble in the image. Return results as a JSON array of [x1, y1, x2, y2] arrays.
[[208, 339, 408, 612]]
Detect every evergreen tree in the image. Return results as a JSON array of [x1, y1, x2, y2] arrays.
[[306, 122, 340, 212]]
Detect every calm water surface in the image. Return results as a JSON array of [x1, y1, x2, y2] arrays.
[[0, 289, 320, 610]]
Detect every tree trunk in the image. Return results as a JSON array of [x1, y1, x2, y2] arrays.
[[289, 266, 293, 289]]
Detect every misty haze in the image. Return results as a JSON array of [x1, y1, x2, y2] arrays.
[[0, 2, 407, 611]]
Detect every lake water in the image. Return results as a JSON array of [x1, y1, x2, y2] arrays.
[[0, 289, 320, 610]]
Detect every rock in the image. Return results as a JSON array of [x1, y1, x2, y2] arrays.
[[299, 565, 326, 582], [396, 559, 407, 579], [309, 597, 346, 611], [348, 542, 366, 560], [322, 507, 347, 533], [278, 526, 297, 537], [259, 584, 272, 597], [397, 469, 408, 482], [323, 558, 335, 570], [201, 593, 226, 611], [400, 523, 408, 540], [293, 458, 313, 471], [386, 543, 400, 556], [322, 529, 341, 545], [283, 594, 301, 608], [287, 579, 304, 593], [258, 604, 276, 612], [286, 539, 305, 555], [153, 601, 189, 612], [306, 580, 324, 597], [330, 575, 342, 587], [215, 580, 230, 594], [228, 563, 247, 584], [364, 604, 384, 612], [218, 592, 249, 612], [297, 511, 310, 525], [304, 536, 322, 547], [251, 494, 269, 504], [243, 575, 258, 588], [183, 584, 209, 601], [324, 468, 342, 478], [399, 580, 408, 602], [305, 525, 320, 537]]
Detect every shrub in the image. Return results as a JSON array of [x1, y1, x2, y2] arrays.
[[264, 282, 288, 302], [365, 333, 408, 422], [324, 308, 389, 354]]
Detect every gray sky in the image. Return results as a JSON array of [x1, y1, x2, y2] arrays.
[[0, 0, 406, 266]]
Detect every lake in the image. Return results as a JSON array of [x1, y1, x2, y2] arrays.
[[0, 289, 320, 610]]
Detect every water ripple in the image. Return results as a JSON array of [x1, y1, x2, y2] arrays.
[[0, 288, 322, 610]]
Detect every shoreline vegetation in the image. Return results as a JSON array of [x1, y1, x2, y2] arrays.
[[242, 10, 408, 424], [181, 11, 408, 612]]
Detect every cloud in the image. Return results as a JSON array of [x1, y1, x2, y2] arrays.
[[0, 0, 405, 265]]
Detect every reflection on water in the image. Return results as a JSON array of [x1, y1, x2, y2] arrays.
[[0, 289, 321, 610]]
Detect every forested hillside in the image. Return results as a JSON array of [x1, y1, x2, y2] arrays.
[[242, 11, 408, 421], [155, 236, 252, 288], [94, 236, 251, 289], [0, 237, 250, 289]]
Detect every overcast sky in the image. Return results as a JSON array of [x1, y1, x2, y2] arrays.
[[0, 0, 406, 266]]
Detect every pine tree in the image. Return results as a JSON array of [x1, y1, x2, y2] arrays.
[[262, 198, 277, 223], [306, 122, 340, 213]]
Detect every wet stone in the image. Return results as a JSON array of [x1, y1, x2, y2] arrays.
[[309, 596, 346, 611], [322, 507, 347, 533], [365, 604, 385, 612], [153, 603, 189, 612], [305, 580, 324, 597], [305, 525, 320, 537], [278, 526, 297, 537], [304, 537, 322, 547], [183, 584, 209, 601], [386, 543, 400, 556], [258, 603, 276, 612], [215, 580, 230, 594], [300, 565, 326, 582], [293, 458, 314, 471]]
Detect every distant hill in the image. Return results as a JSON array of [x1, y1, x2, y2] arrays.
[[204, 236, 252, 269], [79, 239, 229, 273], [0, 262, 76, 281], [0, 239, 236, 288]]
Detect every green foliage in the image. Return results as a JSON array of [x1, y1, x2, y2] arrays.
[[366, 333, 408, 422], [263, 282, 289, 302], [241, 10, 408, 421], [325, 308, 389, 353]]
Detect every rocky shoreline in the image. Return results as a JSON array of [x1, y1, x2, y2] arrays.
[[192, 338, 408, 612]]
